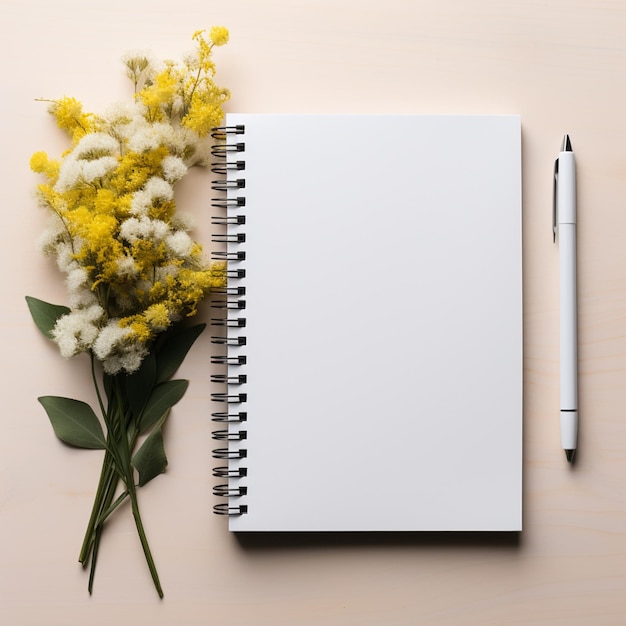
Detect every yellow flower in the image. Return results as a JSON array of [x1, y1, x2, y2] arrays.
[[94, 188, 132, 219], [209, 26, 229, 47], [148, 198, 176, 222], [69, 210, 124, 279], [210, 260, 227, 282], [144, 303, 171, 331], [137, 69, 178, 122], [121, 316, 152, 343], [30, 151, 60, 181], [47, 97, 97, 144], [109, 149, 168, 195], [182, 98, 224, 137]]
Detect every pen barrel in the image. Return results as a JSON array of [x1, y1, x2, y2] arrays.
[[558, 223, 578, 410], [557, 150, 577, 413]]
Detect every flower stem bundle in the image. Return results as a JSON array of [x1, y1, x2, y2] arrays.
[[26, 28, 230, 597]]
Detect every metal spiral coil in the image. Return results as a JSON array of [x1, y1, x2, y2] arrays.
[[213, 503, 248, 516], [211, 411, 247, 423], [211, 215, 246, 226], [210, 124, 248, 517], [213, 466, 248, 478]]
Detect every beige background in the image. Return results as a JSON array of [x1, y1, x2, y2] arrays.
[[2, 0, 626, 624]]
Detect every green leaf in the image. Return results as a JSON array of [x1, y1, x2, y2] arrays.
[[125, 349, 157, 419], [132, 427, 168, 487], [138, 379, 189, 433], [38, 396, 106, 449], [155, 323, 205, 384], [25, 296, 70, 339]]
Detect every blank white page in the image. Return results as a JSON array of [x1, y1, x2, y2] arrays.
[[217, 114, 522, 532]]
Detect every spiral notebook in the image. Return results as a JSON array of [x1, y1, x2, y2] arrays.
[[210, 114, 523, 532]]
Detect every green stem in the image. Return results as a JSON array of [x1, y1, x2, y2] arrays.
[[128, 479, 163, 598], [88, 524, 103, 595], [80, 373, 126, 573], [79, 354, 114, 566], [96, 490, 129, 526], [80, 373, 163, 597], [116, 376, 164, 598], [86, 489, 131, 596], [90, 352, 106, 418], [79, 447, 118, 566], [184, 66, 203, 114]]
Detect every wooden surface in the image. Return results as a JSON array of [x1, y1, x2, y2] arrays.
[[2, 1, 626, 623]]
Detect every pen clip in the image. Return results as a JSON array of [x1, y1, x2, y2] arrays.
[[553, 157, 559, 243]]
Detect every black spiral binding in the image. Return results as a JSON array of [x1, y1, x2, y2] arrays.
[[210, 125, 248, 517]]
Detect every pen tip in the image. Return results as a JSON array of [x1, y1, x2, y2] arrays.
[[561, 134, 572, 152], [565, 449, 575, 463]]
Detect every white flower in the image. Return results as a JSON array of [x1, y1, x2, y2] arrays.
[[126, 122, 174, 153], [83, 304, 106, 322], [116, 256, 138, 279], [157, 125, 205, 165], [102, 346, 148, 375], [115, 343, 148, 374], [103, 101, 137, 125], [119, 218, 142, 242], [92, 321, 131, 361], [162, 155, 188, 182], [51, 305, 105, 358], [129, 189, 151, 215], [54, 154, 82, 192], [68, 288, 99, 309], [112, 111, 149, 143], [54, 155, 118, 192], [80, 156, 118, 185], [56, 243, 79, 273], [73, 132, 119, 159], [127, 127, 161, 153], [144, 177, 173, 201], [37, 215, 66, 254], [130, 177, 173, 215], [165, 230, 193, 257], [151, 220, 170, 240], [120, 216, 170, 243], [67, 267, 89, 292], [92, 320, 148, 374]]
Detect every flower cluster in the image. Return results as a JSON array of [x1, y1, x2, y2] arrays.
[[30, 28, 229, 374], [28, 28, 231, 598]]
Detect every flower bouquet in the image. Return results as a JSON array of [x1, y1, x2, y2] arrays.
[[26, 28, 230, 597]]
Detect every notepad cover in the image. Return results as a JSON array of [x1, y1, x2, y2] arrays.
[[212, 114, 523, 532]]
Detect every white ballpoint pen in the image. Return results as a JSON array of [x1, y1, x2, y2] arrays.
[[553, 134, 578, 463]]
